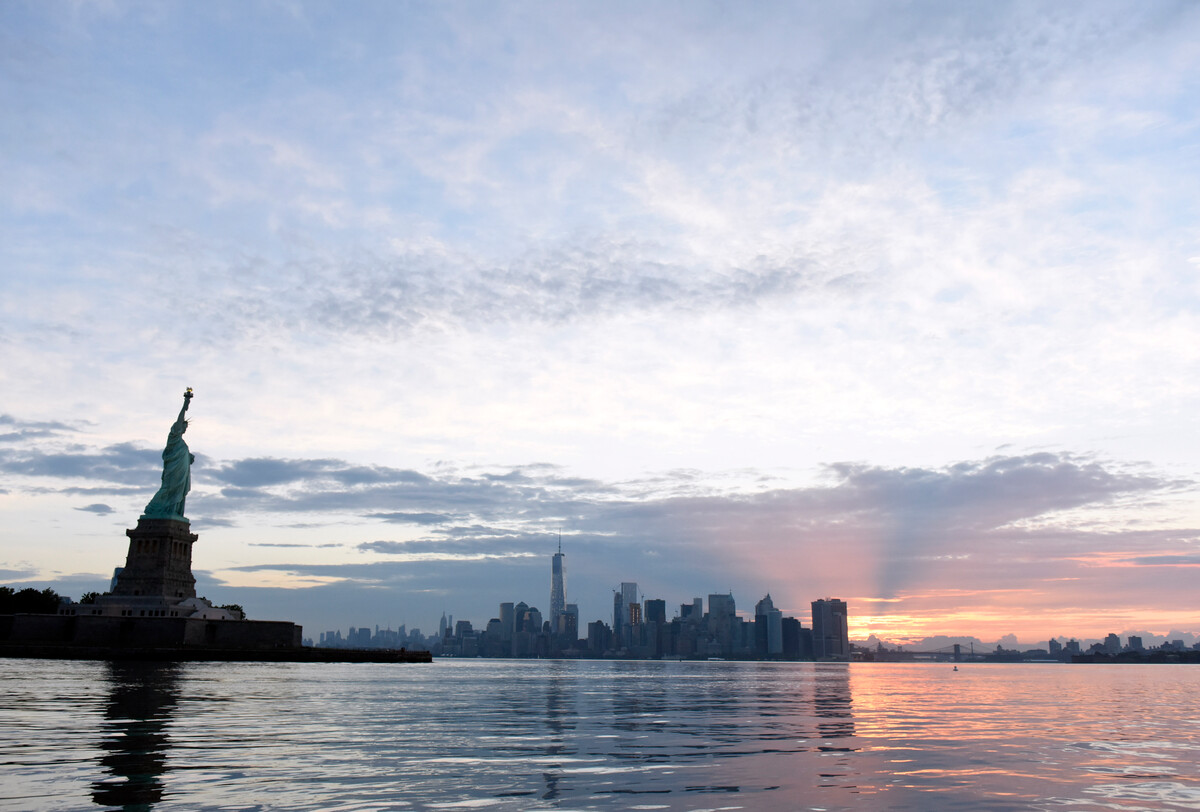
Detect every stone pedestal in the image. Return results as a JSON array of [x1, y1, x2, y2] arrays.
[[111, 518, 198, 601]]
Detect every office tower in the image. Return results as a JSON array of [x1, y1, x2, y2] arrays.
[[550, 539, 566, 633], [524, 606, 543, 634], [755, 594, 783, 657], [588, 620, 611, 653], [642, 598, 667, 657], [612, 582, 638, 649], [500, 602, 515, 641], [621, 583, 638, 623], [766, 609, 783, 655], [614, 583, 638, 633], [680, 597, 703, 624], [707, 593, 737, 656], [509, 601, 530, 656], [708, 593, 735, 619], [811, 598, 849, 660], [781, 616, 805, 659], [562, 603, 579, 640]]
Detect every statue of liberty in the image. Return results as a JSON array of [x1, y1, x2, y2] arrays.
[[142, 389, 195, 521]]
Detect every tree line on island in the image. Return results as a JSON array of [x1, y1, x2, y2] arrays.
[[0, 585, 243, 619]]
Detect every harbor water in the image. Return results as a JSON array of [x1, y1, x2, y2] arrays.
[[2, 658, 1199, 810]]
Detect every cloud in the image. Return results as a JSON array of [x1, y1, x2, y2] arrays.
[[0, 414, 76, 435], [0, 415, 83, 447], [191, 460, 598, 521], [209, 457, 432, 488], [180, 450, 1191, 629], [7, 436, 1177, 560], [817, 453, 1171, 533], [283, 241, 841, 339], [0, 430, 58, 443], [796, 454, 1178, 598], [226, 555, 537, 580], [1118, 555, 1200, 567], [367, 512, 456, 525], [29, 4, 1175, 356], [0, 441, 160, 484], [0, 567, 38, 581], [58, 486, 146, 496], [356, 535, 545, 556], [73, 503, 113, 514], [192, 517, 237, 528], [4, 4, 1200, 639]]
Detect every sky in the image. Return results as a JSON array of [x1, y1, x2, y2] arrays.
[[3, 1, 1200, 646]]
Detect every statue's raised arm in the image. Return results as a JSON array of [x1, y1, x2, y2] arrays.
[[142, 388, 196, 522], [174, 388, 192, 424]]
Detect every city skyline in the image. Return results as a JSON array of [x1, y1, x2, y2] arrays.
[[302, 541, 1200, 656], [4, 511, 1198, 650], [3, 3, 1200, 643]]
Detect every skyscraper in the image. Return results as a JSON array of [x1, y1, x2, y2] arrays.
[[643, 598, 667, 657], [615, 582, 638, 648], [811, 598, 849, 660], [707, 593, 737, 656], [550, 538, 565, 633], [621, 582, 638, 617], [754, 594, 783, 657], [499, 602, 515, 642], [563, 603, 579, 641], [708, 593, 735, 619]]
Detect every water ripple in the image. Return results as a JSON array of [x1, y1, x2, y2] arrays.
[[2, 660, 1199, 810]]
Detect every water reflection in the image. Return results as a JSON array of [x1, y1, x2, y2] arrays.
[[813, 664, 855, 741], [91, 662, 181, 812], [541, 659, 574, 801], [8, 659, 1196, 810]]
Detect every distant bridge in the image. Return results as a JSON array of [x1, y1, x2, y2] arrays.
[[872, 643, 989, 661]]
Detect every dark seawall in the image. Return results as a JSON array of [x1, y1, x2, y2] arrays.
[[0, 642, 432, 663]]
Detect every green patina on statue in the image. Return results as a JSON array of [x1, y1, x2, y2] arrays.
[[142, 388, 195, 521]]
